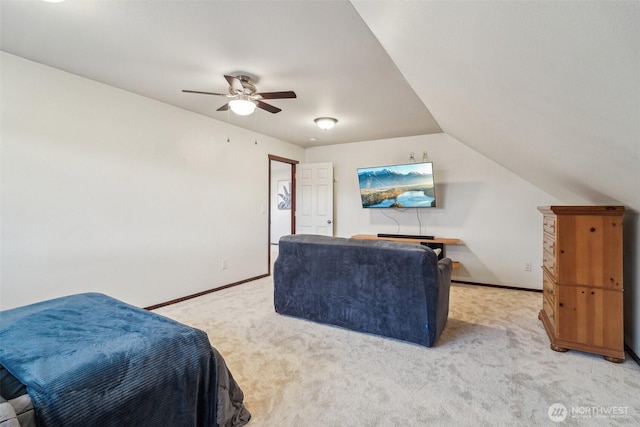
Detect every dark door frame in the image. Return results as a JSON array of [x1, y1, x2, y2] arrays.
[[268, 154, 299, 274]]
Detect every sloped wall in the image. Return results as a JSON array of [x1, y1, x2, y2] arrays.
[[354, 0, 640, 357]]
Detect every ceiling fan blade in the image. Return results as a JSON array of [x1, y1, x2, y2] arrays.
[[182, 89, 229, 96], [224, 75, 244, 93], [256, 91, 297, 100], [257, 101, 281, 114], [216, 103, 230, 112]]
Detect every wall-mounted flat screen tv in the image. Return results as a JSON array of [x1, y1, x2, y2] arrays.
[[357, 162, 436, 208]]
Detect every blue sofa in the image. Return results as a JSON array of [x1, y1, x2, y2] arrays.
[[273, 234, 452, 347]]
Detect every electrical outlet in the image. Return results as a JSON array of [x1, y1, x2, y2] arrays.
[[221, 259, 229, 270], [524, 261, 532, 272]]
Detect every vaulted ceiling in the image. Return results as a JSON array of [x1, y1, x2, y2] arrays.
[[1, 0, 638, 211], [352, 0, 638, 210], [0, 0, 440, 147]]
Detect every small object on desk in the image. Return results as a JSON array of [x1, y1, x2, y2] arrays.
[[377, 233, 435, 240]]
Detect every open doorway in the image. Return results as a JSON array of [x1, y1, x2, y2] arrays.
[[268, 155, 298, 273]]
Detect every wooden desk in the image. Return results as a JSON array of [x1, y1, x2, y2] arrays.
[[352, 234, 460, 245], [351, 234, 461, 268]]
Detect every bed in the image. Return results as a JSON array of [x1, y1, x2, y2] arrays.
[[0, 293, 250, 427]]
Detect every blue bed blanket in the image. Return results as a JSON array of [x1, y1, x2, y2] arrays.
[[0, 293, 250, 427]]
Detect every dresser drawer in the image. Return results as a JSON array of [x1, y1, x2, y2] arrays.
[[543, 215, 556, 236], [543, 250, 556, 277], [542, 268, 556, 325], [543, 233, 555, 256], [543, 294, 555, 324], [543, 273, 555, 296]]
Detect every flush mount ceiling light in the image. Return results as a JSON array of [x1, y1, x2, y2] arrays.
[[229, 97, 257, 116], [314, 117, 338, 130]]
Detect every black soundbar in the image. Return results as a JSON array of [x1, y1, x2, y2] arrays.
[[377, 233, 435, 240]]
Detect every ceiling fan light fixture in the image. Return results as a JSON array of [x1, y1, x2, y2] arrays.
[[314, 117, 338, 130], [229, 98, 257, 116]]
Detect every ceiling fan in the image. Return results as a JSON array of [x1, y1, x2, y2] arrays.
[[182, 74, 296, 116]]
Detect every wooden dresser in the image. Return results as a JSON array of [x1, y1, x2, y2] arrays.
[[537, 205, 625, 363]]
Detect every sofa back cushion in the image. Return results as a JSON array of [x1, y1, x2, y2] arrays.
[[274, 234, 447, 346]]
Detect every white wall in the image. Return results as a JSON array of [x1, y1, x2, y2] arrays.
[[354, 0, 640, 358], [4, 49, 637, 360], [0, 52, 304, 309], [306, 134, 561, 290]]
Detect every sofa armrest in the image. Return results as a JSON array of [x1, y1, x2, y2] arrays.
[[435, 258, 453, 342], [438, 258, 452, 287]]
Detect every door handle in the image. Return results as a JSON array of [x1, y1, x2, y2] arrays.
[[327, 219, 332, 224]]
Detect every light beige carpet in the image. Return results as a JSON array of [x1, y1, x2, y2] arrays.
[[154, 277, 639, 426]]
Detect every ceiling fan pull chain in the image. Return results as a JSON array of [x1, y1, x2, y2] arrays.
[[254, 109, 258, 145], [227, 108, 230, 143]]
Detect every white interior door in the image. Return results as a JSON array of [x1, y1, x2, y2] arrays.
[[295, 162, 334, 236]]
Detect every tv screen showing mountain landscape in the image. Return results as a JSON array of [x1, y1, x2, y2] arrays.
[[357, 162, 436, 208]]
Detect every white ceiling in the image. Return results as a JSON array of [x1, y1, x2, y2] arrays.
[[0, 0, 440, 148], [354, 0, 639, 210], [1, 1, 638, 211]]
